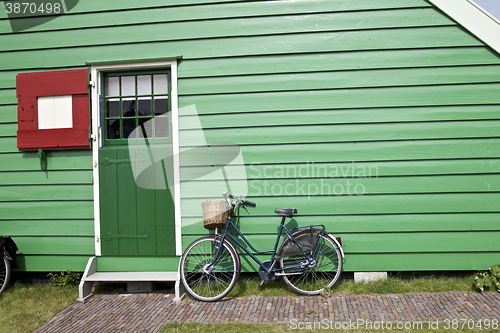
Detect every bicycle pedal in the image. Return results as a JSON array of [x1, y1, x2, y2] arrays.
[[258, 280, 265, 287]]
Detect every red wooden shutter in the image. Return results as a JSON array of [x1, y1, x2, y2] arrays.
[[16, 68, 90, 151]]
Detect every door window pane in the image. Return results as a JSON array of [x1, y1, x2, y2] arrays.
[[121, 76, 135, 96], [123, 119, 136, 139], [106, 77, 119, 97], [138, 97, 152, 117], [153, 74, 168, 94], [155, 116, 169, 137], [106, 98, 120, 118], [107, 119, 120, 139], [154, 97, 168, 116], [138, 118, 153, 138], [122, 98, 136, 117], [137, 75, 151, 95]]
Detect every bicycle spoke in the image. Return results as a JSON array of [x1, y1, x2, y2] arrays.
[[280, 232, 342, 295], [181, 237, 238, 301]]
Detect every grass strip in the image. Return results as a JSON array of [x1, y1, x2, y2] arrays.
[[221, 274, 476, 298], [161, 323, 483, 333], [0, 282, 77, 333]]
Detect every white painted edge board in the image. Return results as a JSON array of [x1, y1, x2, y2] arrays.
[[429, 0, 500, 55]]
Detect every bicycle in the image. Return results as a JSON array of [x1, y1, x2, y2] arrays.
[[180, 192, 344, 302], [1, 236, 18, 295]]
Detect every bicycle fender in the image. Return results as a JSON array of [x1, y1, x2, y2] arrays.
[[279, 228, 345, 259], [328, 234, 345, 259]]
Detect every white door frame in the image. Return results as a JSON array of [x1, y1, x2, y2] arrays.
[[90, 60, 182, 256]]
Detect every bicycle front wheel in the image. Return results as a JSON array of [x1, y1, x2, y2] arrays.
[[279, 230, 342, 295], [180, 236, 239, 302], [0, 256, 11, 295]]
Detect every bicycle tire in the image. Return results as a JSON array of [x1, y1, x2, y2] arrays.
[[180, 236, 239, 302], [0, 256, 11, 295], [278, 229, 342, 295]]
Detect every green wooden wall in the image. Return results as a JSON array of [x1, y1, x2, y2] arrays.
[[1, 0, 500, 272]]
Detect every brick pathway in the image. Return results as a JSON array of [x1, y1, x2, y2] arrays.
[[34, 292, 500, 333]]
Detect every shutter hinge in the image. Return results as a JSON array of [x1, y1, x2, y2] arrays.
[[89, 80, 95, 88]]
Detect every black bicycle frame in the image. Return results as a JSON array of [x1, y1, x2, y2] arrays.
[[210, 215, 328, 274]]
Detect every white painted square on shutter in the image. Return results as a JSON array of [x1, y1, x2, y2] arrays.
[[38, 95, 73, 129]]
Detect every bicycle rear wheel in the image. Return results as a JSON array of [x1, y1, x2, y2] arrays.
[[278, 229, 342, 295], [180, 236, 239, 302], [0, 256, 11, 295]]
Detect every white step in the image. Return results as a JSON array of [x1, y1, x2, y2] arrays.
[[78, 257, 184, 303], [84, 271, 178, 282]]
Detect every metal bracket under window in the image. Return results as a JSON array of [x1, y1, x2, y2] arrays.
[[38, 149, 47, 170]]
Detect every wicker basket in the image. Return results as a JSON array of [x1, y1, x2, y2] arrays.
[[201, 200, 231, 230]]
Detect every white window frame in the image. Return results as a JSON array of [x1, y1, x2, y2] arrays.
[[90, 60, 182, 256]]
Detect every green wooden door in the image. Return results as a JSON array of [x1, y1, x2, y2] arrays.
[[99, 71, 175, 256]]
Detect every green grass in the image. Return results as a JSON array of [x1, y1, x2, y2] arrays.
[[326, 274, 475, 296], [222, 274, 475, 299], [161, 323, 484, 333], [0, 282, 78, 333]]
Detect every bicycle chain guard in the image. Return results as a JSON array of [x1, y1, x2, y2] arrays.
[[258, 260, 281, 282]]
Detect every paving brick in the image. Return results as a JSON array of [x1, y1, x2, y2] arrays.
[[33, 292, 500, 332]]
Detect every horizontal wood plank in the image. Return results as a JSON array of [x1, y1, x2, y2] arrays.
[[0, 27, 481, 71], [180, 105, 500, 130], [181, 120, 500, 146], [0, 184, 93, 201], [178, 47, 500, 78], [180, 139, 500, 166], [13, 236, 94, 255], [0, 170, 92, 185], [14, 255, 92, 271], [3, 48, 500, 90], [164, 251, 498, 272], [0, 219, 93, 236], [0, 9, 453, 52], [0, 88, 15, 105], [179, 83, 500, 116], [182, 212, 500, 234], [0, 137, 19, 153], [181, 193, 500, 216], [181, 175, 500, 199], [1, 201, 93, 219], [179, 65, 500, 96], [181, 159, 500, 181], [181, 230, 500, 254], [343, 252, 500, 271], [0, 105, 17, 123], [0, 151, 92, 172], [0, 123, 16, 136], [0, 0, 432, 24]]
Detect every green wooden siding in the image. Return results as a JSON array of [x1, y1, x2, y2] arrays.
[[1, 0, 499, 272]]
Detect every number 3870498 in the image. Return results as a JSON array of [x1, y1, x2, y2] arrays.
[[5, 2, 61, 14]]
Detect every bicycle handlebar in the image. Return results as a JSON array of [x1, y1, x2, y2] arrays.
[[242, 200, 256, 207], [222, 192, 256, 207]]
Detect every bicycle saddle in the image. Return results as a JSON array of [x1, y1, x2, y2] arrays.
[[275, 208, 297, 217]]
